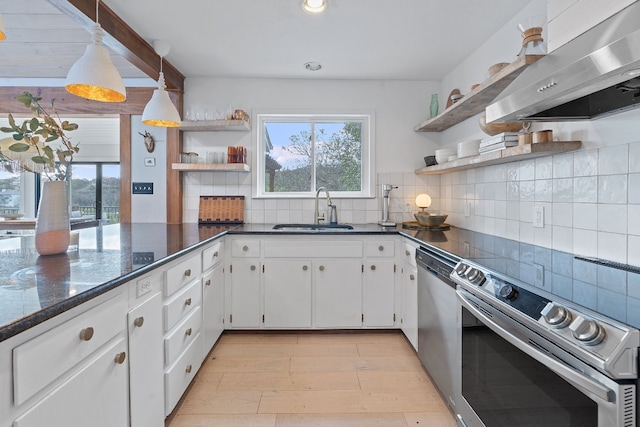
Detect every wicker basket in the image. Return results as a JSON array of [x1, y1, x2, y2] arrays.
[[198, 196, 244, 224]]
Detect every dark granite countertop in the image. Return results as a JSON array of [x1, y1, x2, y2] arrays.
[[2, 221, 639, 342]]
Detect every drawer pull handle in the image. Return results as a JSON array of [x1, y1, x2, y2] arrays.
[[410, 274, 415, 281], [378, 245, 384, 251], [303, 265, 308, 271], [250, 265, 256, 271], [205, 279, 211, 286], [213, 251, 219, 258], [186, 364, 193, 374], [114, 352, 126, 364], [134, 317, 145, 328], [79, 327, 94, 341], [243, 245, 249, 252], [185, 298, 192, 306], [405, 250, 410, 256], [370, 265, 376, 271], [319, 265, 325, 271], [184, 269, 192, 277], [185, 328, 192, 336]]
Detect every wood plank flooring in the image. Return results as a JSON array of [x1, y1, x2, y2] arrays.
[[166, 331, 456, 427]]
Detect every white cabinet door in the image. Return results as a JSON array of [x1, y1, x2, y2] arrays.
[[264, 260, 312, 328], [315, 260, 362, 328], [363, 260, 396, 327], [202, 263, 224, 354], [228, 260, 261, 328], [13, 337, 129, 427], [128, 292, 164, 427], [401, 262, 418, 350]]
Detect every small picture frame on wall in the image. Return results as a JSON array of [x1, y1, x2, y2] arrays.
[[144, 157, 156, 167]]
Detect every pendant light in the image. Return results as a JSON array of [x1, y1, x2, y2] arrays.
[[0, 12, 6, 41], [65, 0, 126, 102], [142, 40, 181, 127]]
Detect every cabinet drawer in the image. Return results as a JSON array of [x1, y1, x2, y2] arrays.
[[365, 240, 395, 257], [164, 306, 202, 367], [13, 293, 126, 406], [202, 241, 224, 271], [165, 252, 201, 297], [265, 240, 362, 258], [401, 242, 417, 268], [163, 280, 201, 332], [164, 333, 202, 416], [231, 239, 260, 257]]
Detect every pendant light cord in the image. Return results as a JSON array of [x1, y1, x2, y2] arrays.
[[96, 0, 99, 24]]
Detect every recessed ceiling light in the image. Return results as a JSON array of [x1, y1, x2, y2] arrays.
[[301, 0, 326, 14], [304, 62, 322, 71]]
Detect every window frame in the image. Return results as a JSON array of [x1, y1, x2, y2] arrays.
[[255, 111, 375, 199]]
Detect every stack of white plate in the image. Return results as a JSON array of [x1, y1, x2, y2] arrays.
[[457, 139, 481, 158], [435, 148, 456, 164]]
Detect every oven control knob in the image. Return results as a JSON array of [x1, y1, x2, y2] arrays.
[[541, 303, 573, 328], [498, 284, 517, 300], [569, 316, 606, 345], [454, 263, 468, 277], [466, 268, 485, 285]]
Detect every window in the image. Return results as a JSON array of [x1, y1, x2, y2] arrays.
[[65, 163, 120, 224], [256, 113, 374, 198]]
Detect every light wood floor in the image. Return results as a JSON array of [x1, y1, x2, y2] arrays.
[[166, 330, 456, 427]]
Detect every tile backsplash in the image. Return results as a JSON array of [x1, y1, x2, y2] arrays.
[[440, 141, 640, 266]]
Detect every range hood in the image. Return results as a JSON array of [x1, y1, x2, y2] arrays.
[[486, 2, 640, 123]]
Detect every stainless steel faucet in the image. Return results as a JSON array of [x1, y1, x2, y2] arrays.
[[314, 187, 332, 224]]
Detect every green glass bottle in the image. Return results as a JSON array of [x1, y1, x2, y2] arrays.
[[430, 94, 439, 118]]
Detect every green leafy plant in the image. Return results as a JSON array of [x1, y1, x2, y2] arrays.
[[0, 92, 79, 181]]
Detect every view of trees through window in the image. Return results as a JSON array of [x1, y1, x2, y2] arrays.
[[0, 170, 20, 214], [264, 120, 363, 193]]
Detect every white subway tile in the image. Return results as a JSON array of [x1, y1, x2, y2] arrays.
[[573, 177, 598, 203], [507, 163, 520, 181], [506, 220, 520, 240], [520, 160, 535, 181], [628, 174, 640, 204], [598, 174, 628, 204], [599, 144, 629, 175], [506, 201, 520, 220], [552, 226, 573, 252], [573, 149, 598, 177], [573, 229, 598, 258], [507, 181, 520, 200], [597, 204, 627, 234], [519, 222, 534, 244], [629, 205, 640, 236], [520, 201, 534, 223], [552, 178, 573, 202], [535, 179, 553, 202], [630, 142, 640, 173], [520, 181, 535, 201], [553, 153, 574, 178], [629, 235, 640, 266], [598, 231, 628, 263], [534, 226, 552, 248], [573, 203, 597, 230], [535, 157, 553, 180], [553, 203, 573, 227]]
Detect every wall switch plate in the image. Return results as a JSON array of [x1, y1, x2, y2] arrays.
[[132, 182, 153, 194], [533, 206, 544, 227]]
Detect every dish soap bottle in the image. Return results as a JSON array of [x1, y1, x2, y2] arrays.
[[429, 94, 439, 118]]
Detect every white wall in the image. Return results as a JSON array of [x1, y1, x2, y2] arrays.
[[130, 116, 167, 223], [181, 78, 442, 224]]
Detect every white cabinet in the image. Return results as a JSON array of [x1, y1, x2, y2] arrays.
[[547, 0, 637, 51], [3, 290, 129, 427], [399, 241, 419, 350], [202, 263, 224, 354], [128, 287, 164, 427], [13, 337, 129, 427], [363, 260, 396, 327], [314, 259, 363, 328], [264, 259, 312, 328], [227, 259, 261, 328]]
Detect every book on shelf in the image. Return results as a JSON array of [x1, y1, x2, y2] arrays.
[[479, 140, 519, 153], [480, 132, 520, 147]]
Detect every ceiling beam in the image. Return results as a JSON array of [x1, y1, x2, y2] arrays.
[[47, 0, 185, 93]]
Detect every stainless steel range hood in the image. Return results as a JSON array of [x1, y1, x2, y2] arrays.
[[486, 2, 640, 123]]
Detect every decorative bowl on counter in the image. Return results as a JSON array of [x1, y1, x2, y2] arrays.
[[414, 212, 448, 227]]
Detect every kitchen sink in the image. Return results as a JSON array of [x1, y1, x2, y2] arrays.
[[272, 223, 354, 231]]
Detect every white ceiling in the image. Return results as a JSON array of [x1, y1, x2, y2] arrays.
[[0, 0, 532, 82]]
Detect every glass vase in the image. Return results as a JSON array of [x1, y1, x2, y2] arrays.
[[430, 94, 439, 118], [35, 181, 70, 256]]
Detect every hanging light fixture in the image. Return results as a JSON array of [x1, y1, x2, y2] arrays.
[[0, 12, 7, 41], [142, 40, 181, 127], [65, 0, 126, 102]]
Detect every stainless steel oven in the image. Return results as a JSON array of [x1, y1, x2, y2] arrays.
[[451, 259, 639, 427]]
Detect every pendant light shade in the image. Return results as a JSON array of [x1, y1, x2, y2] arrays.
[[142, 40, 181, 127], [0, 12, 6, 41], [65, 1, 126, 103]]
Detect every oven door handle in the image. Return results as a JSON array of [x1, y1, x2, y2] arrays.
[[457, 290, 614, 404]]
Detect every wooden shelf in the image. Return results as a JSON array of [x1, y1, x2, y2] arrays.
[[171, 163, 250, 172], [415, 141, 582, 175], [179, 120, 250, 132], [414, 55, 545, 132]]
